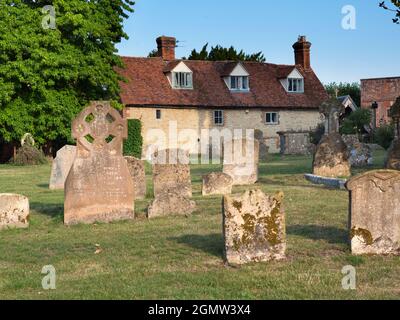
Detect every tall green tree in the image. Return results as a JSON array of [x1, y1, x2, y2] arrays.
[[187, 43, 266, 62], [325, 82, 361, 107], [379, 1, 400, 24], [0, 0, 134, 148]]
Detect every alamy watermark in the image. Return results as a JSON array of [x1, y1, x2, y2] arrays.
[[41, 5, 56, 30], [341, 265, 356, 290], [41, 265, 56, 290], [342, 5, 357, 30]]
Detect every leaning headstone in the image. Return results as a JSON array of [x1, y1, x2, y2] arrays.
[[147, 191, 196, 219], [202, 172, 233, 196], [0, 194, 29, 230], [313, 98, 350, 178], [64, 101, 134, 225], [152, 148, 192, 197], [49, 145, 76, 190], [346, 170, 400, 255], [125, 156, 146, 199], [342, 135, 372, 167], [223, 138, 260, 185], [223, 189, 286, 265]]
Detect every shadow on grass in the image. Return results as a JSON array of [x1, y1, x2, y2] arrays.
[[37, 183, 50, 189], [287, 224, 348, 245], [30, 202, 64, 219], [170, 233, 223, 257]]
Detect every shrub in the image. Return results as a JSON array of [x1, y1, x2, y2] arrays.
[[373, 124, 395, 150], [339, 109, 371, 135], [310, 123, 325, 145], [12, 145, 48, 165], [123, 119, 143, 158]]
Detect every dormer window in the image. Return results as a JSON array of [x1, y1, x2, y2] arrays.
[[173, 72, 193, 89], [288, 78, 304, 93], [230, 76, 249, 91]]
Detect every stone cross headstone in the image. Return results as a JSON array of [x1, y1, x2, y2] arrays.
[[49, 145, 76, 190], [223, 138, 260, 185], [125, 156, 147, 199], [319, 98, 344, 135], [223, 189, 286, 265], [64, 101, 134, 225], [0, 194, 29, 230], [346, 170, 400, 255]]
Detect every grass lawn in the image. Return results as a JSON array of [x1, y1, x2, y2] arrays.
[[0, 150, 399, 300]]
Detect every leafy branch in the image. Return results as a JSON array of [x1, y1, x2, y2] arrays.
[[379, 1, 400, 24]]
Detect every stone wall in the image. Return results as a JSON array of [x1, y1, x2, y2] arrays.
[[277, 131, 312, 155]]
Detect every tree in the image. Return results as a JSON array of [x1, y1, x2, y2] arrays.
[[147, 49, 159, 58], [340, 109, 372, 135], [0, 0, 134, 149], [325, 82, 361, 107], [379, 1, 400, 24], [187, 43, 266, 62]]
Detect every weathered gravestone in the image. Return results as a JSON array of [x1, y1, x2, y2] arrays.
[[346, 170, 400, 255], [64, 101, 134, 225], [147, 191, 196, 218], [254, 130, 269, 162], [49, 145, 76, 190], [223, 138, 260, 185], [202, 172, 233, 196], [342, 135, 372, 167], [152, 148, 192, 197], [385, 97, 400, 170], [0, 194, 29, 230], [313, 98, 351, 178], [223, 189, 286, 265], [125, 156, 147, 199]]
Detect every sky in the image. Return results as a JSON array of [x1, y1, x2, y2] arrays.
[[116, 0, 400, 84]]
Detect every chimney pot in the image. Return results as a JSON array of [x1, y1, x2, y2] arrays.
[[293, 35, 312, 70], [156, 36, 176, 61]]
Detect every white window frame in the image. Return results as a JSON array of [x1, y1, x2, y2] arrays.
[[213, 110, 224, 126], [172, 72, 193, 89], [265, 112, 279, 125], [230, 76, 249, 91], [288, 78, 304, 93]]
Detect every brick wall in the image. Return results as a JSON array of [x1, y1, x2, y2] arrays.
[[361, 77, 400, 127]]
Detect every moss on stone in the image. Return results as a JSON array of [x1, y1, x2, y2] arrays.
[[351, 227, 373, 246]]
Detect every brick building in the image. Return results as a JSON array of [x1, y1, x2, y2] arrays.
[[117, 35, 328, 155], [361, 76, 400, 127]]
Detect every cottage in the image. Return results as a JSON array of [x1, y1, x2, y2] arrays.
[[117, 36, 328, 156]]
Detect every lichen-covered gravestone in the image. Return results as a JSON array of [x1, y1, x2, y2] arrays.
[[313, 99, 350, 178], [64, 101, 134, 225], [49, 145, 76, 190], [223, 189, 286, 265], [202, 172, 233, 196], [223, 138, 260, 185], [147, 191, 196, 218], [125, 156, 146, 199], [342, 135, 372, 167], [152, 148, 192, 197], [346, 170, 400, 255], [0, 194, 29, 230]]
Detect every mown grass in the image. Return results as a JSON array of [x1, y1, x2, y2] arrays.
[[0, 150, 399, 300]]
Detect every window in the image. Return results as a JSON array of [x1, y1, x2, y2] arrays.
[[156, 109, 161, 120], [230, 76, 249, 91], [213, 110, 224, 126], [288, 78, 304, 93], [265, 112, 279, 125], [173, 72, 193, 89]]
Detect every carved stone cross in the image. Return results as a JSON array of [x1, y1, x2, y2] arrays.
[[319, 98, 345, 135]]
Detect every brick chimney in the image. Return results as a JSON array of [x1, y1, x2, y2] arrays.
[[156, 36, 176, 61], [292, 36, 311, 70]]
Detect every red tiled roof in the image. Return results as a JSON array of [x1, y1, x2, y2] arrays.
[[117, 57, 328, 109]]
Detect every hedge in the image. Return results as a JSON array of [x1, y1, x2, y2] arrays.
[[123, 119, 143, 158]]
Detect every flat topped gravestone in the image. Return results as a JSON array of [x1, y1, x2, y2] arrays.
[[313, 98, 350, 178], [346, 170, 400, 255], [223, 189, 286, 265], [64, 101, 134, 225], [49, 145, 76, 190], [223, 138, 260, 185]]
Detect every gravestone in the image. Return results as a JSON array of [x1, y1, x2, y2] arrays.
[[49, 145, 76, 190], [223, 138, 260, 185], [386, 97, 400, 170], [342, 135, 372, 167], [254, 130, 269, 162], [152, 148, 192, 197], [202, 172, 233, 196], [313, 99, 351, 178], [223, 189, 286, 265], [0, 194, 29, 230], [346, 170, 400, 255], [64, 101, 134, 225], [147, 191, 196, 219], [278, 131, 312, 155], [125, 156, 146, 199]]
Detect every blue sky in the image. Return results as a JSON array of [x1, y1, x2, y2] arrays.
[[117, 0, 400, 84]]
